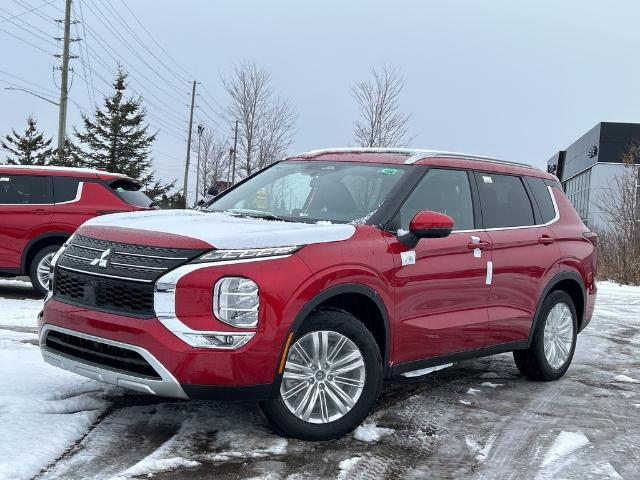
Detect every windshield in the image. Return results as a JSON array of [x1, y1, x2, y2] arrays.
[[108, 179, 153, 208], [207, 161, 407, 223]]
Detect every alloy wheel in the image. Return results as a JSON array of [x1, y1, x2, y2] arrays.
[[543, 302, 574, 369], [280, 330, 366, 424], [36, 252, 55, 292]]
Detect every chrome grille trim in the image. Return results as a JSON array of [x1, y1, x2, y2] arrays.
[[58, 265, 154, 283]]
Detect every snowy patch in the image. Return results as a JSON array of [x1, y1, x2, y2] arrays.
[[0, 297, 42, 329], [111, 457, 200, 479], [613, 374, 639, 383], [0, 339, 108, 480], [480, 382, 503, 388], [465, 435, 496, 462], [353, 423, 394, 442], [466, 388, 481, 395], [82, 210, 356, 249], [337, 456, 362, 480], [459, 400, 472, 406], [541, 431, 590, 467]]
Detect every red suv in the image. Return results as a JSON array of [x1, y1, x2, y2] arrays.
[[38, 149, 597, 440], [0, 165, 154, 295]]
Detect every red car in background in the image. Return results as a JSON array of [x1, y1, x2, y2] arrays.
[[0, 165, 154, 295]]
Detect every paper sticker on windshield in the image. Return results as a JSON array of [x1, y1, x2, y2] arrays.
[[482, 175, 493, 183], [378, 168, 399, 176], [0, 177, 9, 182]]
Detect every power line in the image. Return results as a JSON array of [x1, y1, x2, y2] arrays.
[[118, 0, 193, 82], [0, 6, 57, 47], [82, 0, 188, 101], [0, 68, 57, 95], [100, 0, 191, 87], [2, 0, 56, 23], [74, 0, 96, 109]]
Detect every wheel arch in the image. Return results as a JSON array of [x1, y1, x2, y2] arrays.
[[528, 271, 586, 347], [21, 232, 70, 275], [285, 283, 392, 377]]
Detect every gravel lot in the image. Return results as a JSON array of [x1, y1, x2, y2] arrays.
[[0, 279, 638, 480]]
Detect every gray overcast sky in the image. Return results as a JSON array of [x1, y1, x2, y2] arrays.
[[2, 0, 640, 189]]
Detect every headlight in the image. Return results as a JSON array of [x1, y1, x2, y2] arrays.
[[194, 246, 301, 263], [213, 277, 259, 328]]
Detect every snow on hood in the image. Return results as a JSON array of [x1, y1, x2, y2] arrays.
[[82, 210, 356, 249]]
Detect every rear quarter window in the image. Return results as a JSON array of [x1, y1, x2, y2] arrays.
[[475, 172, 534, 228], [526, 177, 557, 223], [53, 176, 81, 203]]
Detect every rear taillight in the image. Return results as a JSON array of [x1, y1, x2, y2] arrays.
[[582, 231, 598, 246]]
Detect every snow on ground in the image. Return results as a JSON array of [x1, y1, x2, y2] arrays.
[[0, 280, 639, 479]]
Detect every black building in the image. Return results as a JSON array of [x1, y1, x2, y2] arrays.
[[547, 122, 640, 227]]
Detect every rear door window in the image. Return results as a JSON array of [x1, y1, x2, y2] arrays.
[[53, 176, 81, 203], [108, 179, 153, 207], [0, 175, 53, 205], [475, 172, 534, 228]]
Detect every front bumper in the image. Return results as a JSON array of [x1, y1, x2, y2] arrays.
[[39, 299, 286, 397], [40, 324, 188, 399]]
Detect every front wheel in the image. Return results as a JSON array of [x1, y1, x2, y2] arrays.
[[514, 290, 577, 381], [260, 310, 382, 440], [29, 245, 61, 297]]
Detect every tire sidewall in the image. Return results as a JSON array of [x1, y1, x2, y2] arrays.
[[532, 290, 578, 380], [29, 245, 61, 297], [262, 309, 382, 441]]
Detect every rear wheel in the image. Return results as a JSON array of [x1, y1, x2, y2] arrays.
[[514, 290, 577, 381], [29, 245, 61, 297], [260, 310, 382, 440]]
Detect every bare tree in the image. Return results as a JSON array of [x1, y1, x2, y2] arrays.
[[194, 128, 229, 201], [593, 144, 640, 285], [352, 66, 412, 148], [222, 61, 296, 178]]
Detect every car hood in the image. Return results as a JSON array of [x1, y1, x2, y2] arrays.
[[80, 209, 356, 249]]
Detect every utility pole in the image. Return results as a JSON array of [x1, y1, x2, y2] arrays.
[[182, 80, 196, 207], [231, 119, 238, 185], [194, 124, 204, 205], [56, 0, 73, 164]]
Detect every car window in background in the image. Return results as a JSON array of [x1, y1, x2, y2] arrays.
[[398, 168, 474, 231], [53, 176, 81, 203], [0, 175, 53, 205], [526, 176, 556, 224], [475, 172, 534, 228], [108, 179, 153, 208]]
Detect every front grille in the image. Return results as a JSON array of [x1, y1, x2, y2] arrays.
[[53, 235, 206, 317], [55, 268, 155, 317], [45, 329, 160, 379]]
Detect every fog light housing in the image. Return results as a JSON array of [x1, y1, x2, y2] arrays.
[[180, 332, 255, 349], [213, 277, 259, 328]]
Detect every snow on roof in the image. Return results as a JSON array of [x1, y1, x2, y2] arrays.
[[0, 164, 127, 176], [287, 147, 536, 169]]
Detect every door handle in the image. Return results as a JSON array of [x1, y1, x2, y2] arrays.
[[32, 208, 51, 215], [538, 235, 556, 245], [468, 240, 490, 250]]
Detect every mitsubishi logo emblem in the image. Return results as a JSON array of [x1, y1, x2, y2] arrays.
[[90, 248, 113, 268]]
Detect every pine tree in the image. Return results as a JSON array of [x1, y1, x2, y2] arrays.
[[73, 67, 174, 200], [1, 116, 54, 165]]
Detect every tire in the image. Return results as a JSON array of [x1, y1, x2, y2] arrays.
[[513, 290, 577, 381], [260, 309, 383, 441], [29, 244, 61, 297]]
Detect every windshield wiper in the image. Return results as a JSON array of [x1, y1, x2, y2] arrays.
[[225, 208, 296, 222]]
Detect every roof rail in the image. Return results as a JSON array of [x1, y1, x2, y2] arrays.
[[287, 147, 536, 170]]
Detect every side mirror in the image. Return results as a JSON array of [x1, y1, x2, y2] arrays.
[[398, 210, 455, 247], [207, 186, 219, 196], [197, 199, 205, 206]]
